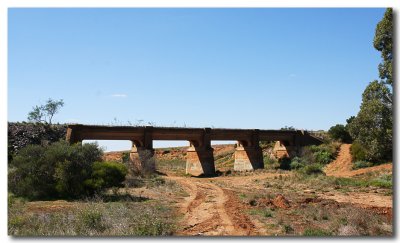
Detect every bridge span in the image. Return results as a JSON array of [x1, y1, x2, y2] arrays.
[[66, 124, 323, 176]]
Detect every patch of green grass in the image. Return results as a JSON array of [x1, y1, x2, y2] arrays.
[[352, 161, 373, 170], [303, 228, 332, 236], [247, 208, 274, 218]]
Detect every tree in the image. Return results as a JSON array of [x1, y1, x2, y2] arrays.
[[348, 81, 392, 162], [328, 124, 352, 143], [28, 98, 64, 124], [347, 9, 393, 163], [373, 8, 392, 87]]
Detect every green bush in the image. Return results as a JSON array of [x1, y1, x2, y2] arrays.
[[85, 162, 128, 191], [304, 143, 338, 165], [300, 163, 324, 175], [279, 157, 291, 170], [328, 124, 352, 143], [314, 151, 333, 164], [351, 143, 367, 162], [52, 142, 103, 199], [8, 145, 58, 200], [370, 174, 392, 188], [263, 156, 279, 170], [290, 157, 305, 170], [352, 161, 373, 170], [8, 141, 127, 200]]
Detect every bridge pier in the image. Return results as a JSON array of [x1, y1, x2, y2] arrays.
[[186, 145, 215, 176], [234, 144, 264, 171], [130, 139, 155, 173], [273, 141, 299, 159]]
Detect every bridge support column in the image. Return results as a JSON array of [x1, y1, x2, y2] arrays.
[[130, 146, 155, 172], [234, 144, 264, 171], [186, 146, 215, 176], [130, 131, 155, 173], [273, 141, 299, 159], [234, 130, 264, 171]]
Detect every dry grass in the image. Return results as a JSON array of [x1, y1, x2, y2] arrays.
[[8, 176, 180, 236]]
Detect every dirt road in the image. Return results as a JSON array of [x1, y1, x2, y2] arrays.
[[324, 144, 392, 177], [169, 176, 257, 236]]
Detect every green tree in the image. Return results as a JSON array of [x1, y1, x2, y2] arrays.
[[347, 9, 393, 163], [348, 81, 392, 162], [28, 98, 64, 124], [373, 8, 392, 87], [328, 124, 352, 143]]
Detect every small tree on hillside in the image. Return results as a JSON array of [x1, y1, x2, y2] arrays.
[[28, 98, 64, 124]]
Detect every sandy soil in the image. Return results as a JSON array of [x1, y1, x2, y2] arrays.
[[169, 176, 258, 236], [324, 144, 392, 177], [98, 144, 393, 235]]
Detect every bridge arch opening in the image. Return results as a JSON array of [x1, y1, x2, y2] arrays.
[[211, 140, 237, 172], [153, 140, 190, 174], [82, 140, 132, 153]]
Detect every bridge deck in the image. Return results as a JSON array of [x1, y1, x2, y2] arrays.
[[66, 124, 323, 147]]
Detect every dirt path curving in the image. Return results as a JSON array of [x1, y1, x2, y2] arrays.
[[168, 176, 257, 236], [324, 144, 392, 177]]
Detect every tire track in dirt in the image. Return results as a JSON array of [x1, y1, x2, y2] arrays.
[[169, 176, 257, 236]]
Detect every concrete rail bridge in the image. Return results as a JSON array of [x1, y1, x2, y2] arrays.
[[66, 125, 323, 176]]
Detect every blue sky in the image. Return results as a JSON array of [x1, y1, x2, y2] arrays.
[[8, 8, 385, 151]]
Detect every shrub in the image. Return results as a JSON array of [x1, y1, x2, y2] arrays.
[[8, 145, 58, 200], [351, 143, 367, 162], [8, 141, 118, 200], [303, 228, 332, 236], [301, 163, 324, 175], [263, 156, 280, 170], [53, 142, 103, 198], [85, 162, 128, 192], [313, 151, 333, 164], [303, 143, 339, 165], [352, 161, 373, 170], [328, 124, 352, 143], [370, 174, 392, 188], [290, 157, 305, 170], [78, 208, 107, 233], [279, 157, 291, 170]]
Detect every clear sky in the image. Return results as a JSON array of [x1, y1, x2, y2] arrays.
[[8, 8, 385, 151]]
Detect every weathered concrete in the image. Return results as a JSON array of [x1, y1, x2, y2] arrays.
[[273, 141, 299, 159], [234, 145, 264, 171], [66, 124, 323, 176], [186, 145, 215, 176], [130, 146, 155, 172]]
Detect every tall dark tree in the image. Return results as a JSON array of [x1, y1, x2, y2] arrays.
[[348, 81, 392, 161], [373, 8, 393, 87], [348, 9, 393, 162]]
